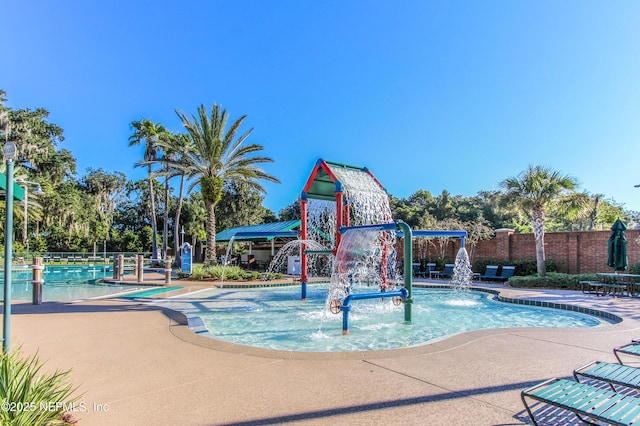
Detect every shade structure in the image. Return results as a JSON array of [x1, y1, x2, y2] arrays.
[[607, 218, 628, 271]]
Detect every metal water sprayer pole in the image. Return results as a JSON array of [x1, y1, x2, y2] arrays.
[[396, 220, 413, 323]]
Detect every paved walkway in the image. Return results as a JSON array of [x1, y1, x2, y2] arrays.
[[10, 276, 640, 425]]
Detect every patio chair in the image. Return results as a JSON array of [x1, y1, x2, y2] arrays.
[[614, 341, 640, 364], [479, 265, 500, 280], [424, 263, 436, 277], [497, 265, 516, 281], [412, 263, 420, 276], [440, 264, 455, 279], [416, 263, 436, 278], [574, 360, 640, 392], [521, 377, 640, 425]]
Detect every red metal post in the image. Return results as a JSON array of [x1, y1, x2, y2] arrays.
[[335, 191, 343, 255], [300, 196, 308, 300]]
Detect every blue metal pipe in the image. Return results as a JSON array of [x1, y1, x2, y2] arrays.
[[339, 222, 398, 234], [340, 288, 407, 334], [402, 229, 467, 248]]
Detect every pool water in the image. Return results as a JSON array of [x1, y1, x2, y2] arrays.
[[160, 286, 602, 352], [0, 265, 144, 302]]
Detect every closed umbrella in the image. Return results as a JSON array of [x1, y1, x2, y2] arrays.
[[607, 218, 628, 271]]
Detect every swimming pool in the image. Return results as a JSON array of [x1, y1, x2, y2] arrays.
[[0, 265, 144, 302], [159, 285, 603, 352]]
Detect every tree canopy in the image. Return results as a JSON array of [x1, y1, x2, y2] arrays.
[[0, 90, 633, 263]]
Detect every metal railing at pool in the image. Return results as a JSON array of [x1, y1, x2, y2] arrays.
[[0, 252, 153, 266]]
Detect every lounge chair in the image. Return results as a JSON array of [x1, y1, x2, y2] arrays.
[[614, 341, 640, 364], [498, 265, 516, 281], [416, 263, 436, 278], [574, 360, 640, 391], [521, 377, 640, 425], [479, 265, 500, 280], [440, 263, 455, 279], [412, 263, 420, 276]]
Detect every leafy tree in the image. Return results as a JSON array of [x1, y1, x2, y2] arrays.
[[173, 104, 280, 263], [278, 200, 301, 222], [216, 181, 276, 231], [461, 219, 494, 263], [36, 148, 76, 186], [6, 107, 64, 172], [80, 168, 127, 240], [500, 165, 580, 276]]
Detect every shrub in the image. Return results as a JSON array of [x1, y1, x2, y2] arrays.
[[0, 348, 81, 425], [262, 272, 283, 281], [628, 262, 640, 275], [178, 265, 264, 281], [508, 272, 599, 290]]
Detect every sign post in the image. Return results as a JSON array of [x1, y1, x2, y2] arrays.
[[181, 243, 192, 275]]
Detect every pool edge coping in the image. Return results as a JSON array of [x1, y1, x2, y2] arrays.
[[160, 283, 621, 360]]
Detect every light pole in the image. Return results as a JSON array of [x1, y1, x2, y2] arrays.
[[14, 178, 43, 262], [2, 141, 16, 352]]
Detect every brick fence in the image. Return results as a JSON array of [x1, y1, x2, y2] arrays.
[[425, 228, 640, 274]]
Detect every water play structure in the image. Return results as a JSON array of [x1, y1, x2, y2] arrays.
[[298, 159, 468, 333], [163, 158, 608, 351]]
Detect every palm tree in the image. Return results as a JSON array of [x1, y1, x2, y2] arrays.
[[500, 165, 579, 276], [149, 132, 194, 267], [173, 104, 280, 263], [128, 119, 168, 262]]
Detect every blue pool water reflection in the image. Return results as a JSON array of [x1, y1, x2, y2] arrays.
[[0, 265, 143, 302], [160, 286, 603, 352]]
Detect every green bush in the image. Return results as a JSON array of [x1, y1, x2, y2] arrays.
[[0, 348, 81, 425], [628, 262, 640, 275], [508, 272, 599, 290], [178, 265, 266, 281], [262, 272, 283, 281]]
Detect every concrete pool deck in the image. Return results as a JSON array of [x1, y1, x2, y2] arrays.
[[10, 277, 640, 425]]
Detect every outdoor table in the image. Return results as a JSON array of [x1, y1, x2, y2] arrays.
[[595, 273, 640, 297]]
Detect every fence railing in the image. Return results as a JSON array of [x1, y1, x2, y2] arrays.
[[3, 252, 154, 264]]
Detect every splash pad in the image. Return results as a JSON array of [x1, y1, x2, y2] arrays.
[[293, 159, 468, 334], [167, 158, 603, 352]]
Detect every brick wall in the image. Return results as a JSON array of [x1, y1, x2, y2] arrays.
[[415, 229, 640, 274]]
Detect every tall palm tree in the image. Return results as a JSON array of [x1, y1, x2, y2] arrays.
[[500, 165, 579, 276], [173, 104, 280, 263], [128, 119, 168, 262], [149, 132, 194, 267]]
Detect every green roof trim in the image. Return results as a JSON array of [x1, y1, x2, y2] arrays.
[[216, 220, 301, 243]]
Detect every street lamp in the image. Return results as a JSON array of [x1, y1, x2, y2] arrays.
[[14, 178, 44, 261], [2, 141, 16, 352]]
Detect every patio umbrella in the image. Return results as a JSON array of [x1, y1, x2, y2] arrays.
[[607, 218, 628, 271]]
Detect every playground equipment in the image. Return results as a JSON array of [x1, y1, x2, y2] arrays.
[[335, 221, 413, 334], [299, 159, 392, 300], [293, 159, 470, 334]]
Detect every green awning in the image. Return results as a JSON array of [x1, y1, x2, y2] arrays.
[[216, 220, 301, 243], [0, 172, 25, 201]]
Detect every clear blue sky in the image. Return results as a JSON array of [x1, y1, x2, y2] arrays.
[[3, 1, 640, 215]]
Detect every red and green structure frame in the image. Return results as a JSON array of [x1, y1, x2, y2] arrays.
[[298, 159, 467, 333], [299, 159, 389, 300]]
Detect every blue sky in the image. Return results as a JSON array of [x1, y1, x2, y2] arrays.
[[3, 1, 640, 215]]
